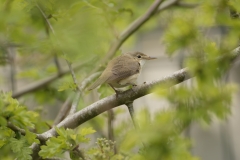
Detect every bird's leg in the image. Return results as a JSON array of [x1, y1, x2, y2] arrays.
[[109, 84, 122, 97]]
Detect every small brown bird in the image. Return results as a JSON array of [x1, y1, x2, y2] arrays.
[[88, 51, 157, 92]]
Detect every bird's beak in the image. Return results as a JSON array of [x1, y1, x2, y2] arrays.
[[145, 56, 157, 60]]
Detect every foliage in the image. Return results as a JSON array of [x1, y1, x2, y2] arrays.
[[39, 127, 96, 159], [0, 0, 239, 159], [0, 93, 40, 160]]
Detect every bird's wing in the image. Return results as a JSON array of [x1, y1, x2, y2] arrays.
[[107, 55, 140, 82]]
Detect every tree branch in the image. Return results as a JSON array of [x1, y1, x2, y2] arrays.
[[30, 46, 240, 159], [44, 69, 191, 137], [53, 94, 73, 125]]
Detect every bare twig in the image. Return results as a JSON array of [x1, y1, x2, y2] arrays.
[[66, 61, 81, 90], [107, 109, 114, 140], [54, 94, 74, 125], [68, 72, 101, 115], [7, 122, 45, 142], [7, 46, 17, 92], [107, 109, 117, 154], [53, 54, 62, 75], [126, 102, 135, 126], [7, 122, 26, 136], [68, 90, 81, 115]]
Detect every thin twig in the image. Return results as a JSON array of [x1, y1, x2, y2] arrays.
[[54, 94, 74, 125], [12, 60, 92, 98], [126, 102, 136, 126], [68, 91, 81, 115], [53, 54, 62, 75], [68, 72, 101, 115], [107, 109, 117, 154], [7, 122, 26, 136], [7, 46, 17, 93], [7, 122, 45, 142], [66, 61, 81, 91], [107, 109, 114, 140]]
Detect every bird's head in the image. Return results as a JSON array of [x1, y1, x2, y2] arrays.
[[127, 51, 157, 66]]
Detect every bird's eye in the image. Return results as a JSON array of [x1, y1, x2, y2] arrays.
[[137, 55, 141, 58]]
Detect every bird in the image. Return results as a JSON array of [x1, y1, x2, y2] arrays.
[[88, 51, 157, 122], [88, 51, 157, 92]]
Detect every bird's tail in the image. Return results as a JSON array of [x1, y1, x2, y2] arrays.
[[88, 75, 108, 90]]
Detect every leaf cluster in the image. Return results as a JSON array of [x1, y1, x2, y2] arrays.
[[39, 127, 96, 159], [0, 93, 40, 160]]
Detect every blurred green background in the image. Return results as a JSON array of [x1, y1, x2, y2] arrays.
[[1, 0, 240, 160]]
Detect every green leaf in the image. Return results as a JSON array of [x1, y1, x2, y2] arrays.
[[25, 129, 40, 144], [9, 137, 32, 160], [40, 127, 96, 159], [0, 116, 7, 126], [0, 127, 15, 148], [58, 81, 77, 91], [79, 127, 96, 136]]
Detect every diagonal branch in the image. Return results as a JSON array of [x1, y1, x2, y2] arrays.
[[42, 68, 191, 138]]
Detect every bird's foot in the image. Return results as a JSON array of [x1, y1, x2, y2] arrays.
[[114, 89, 124, 98]]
